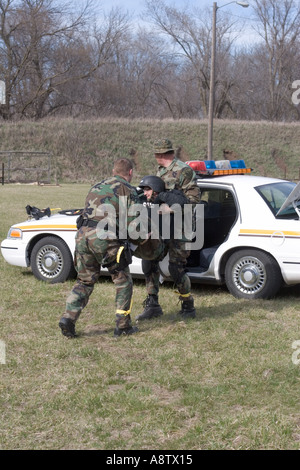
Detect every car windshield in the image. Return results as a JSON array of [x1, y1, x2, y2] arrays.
[[255, 181, 299, 219]]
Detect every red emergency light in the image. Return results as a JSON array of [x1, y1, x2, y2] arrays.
[[186, 159, 252, 176]]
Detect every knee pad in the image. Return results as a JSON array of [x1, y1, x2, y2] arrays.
[[142, 259, 159, 277], [106, 244, 132, 274]]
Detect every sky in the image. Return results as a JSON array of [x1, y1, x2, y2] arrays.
[[99, 0, 258, 45], [100, 0, 254, 18]]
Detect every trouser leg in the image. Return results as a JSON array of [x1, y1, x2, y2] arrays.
[[61, 230, 102, 330], [110, 267, 133, 329], [168, 239, 191, 294], [142, 259, 160, 296], [64, 281, 94, 323], [135, 260, 163, 321], [168, 240, 196, 318], [63, 243, 101, 322]]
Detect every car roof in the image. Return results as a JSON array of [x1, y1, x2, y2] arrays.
[[196, 174, 289, 189]]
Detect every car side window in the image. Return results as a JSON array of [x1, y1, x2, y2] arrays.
[[255, 182, 298, 218], [258, 186, 285, 210], [200, 189, 236, 217]]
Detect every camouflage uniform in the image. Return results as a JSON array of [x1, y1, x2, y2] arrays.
[[156, 152, 200, 298], [62, 174, 141, 334], [137, 139, 200, 320]]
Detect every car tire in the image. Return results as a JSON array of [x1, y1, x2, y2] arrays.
[[225, 249, 282, 299], [30, 236, 75, 283]]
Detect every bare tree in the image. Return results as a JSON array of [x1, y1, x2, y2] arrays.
[[50, 7, 132, 117], [144, 0, 245, 118], [0, 0, 131, 119], [123, 29, 180, 118], [252, 0, 300, 120], [1, 0, 300, 121]]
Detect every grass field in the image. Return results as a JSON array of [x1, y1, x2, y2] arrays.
[[1, 184, 300, 450]]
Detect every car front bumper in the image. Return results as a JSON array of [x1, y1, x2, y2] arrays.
[[1, 238, 28, 267]]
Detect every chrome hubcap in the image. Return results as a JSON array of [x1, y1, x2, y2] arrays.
[[232, 256, 266, 294], [36, 245, 63, 279]]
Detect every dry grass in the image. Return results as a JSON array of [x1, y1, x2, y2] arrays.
[[0, 118, 299, 184]]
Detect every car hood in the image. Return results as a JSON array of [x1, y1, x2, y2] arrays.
[[13, 212, 78, 229]]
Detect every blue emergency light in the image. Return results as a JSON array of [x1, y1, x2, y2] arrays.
[[186, 159, 251, 176]]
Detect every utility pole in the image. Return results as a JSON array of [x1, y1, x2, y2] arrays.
[[207, 2, 249, 160]]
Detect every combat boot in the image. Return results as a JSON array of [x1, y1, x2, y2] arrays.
[[179, 295, 196, 319], [114, 313, 139, 337], [59, 317, 77, 338], [135, 295, 163, 321], [114, 325, 139, 337]]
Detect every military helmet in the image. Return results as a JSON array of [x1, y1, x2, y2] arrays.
[[139, 175, 165, 193]]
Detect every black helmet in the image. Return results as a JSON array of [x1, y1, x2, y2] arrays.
[[139, 175, 165, 193]]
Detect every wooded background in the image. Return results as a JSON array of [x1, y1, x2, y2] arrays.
[[0, 0, 300, 122]]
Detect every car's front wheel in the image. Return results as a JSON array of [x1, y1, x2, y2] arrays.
[[225, 249, 282, 299], [30, 236, 75, 283]]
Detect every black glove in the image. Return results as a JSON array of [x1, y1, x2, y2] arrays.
[[76, 214, 84, 229], [26, 205, 51, 220], [154, 189, 189, 207]]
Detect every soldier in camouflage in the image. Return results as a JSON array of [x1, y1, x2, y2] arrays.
[[136, 138, 200, 321], [59, 158, 141, 338]]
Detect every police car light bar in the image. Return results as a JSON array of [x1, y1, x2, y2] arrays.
[[186, 159, 252, 176]]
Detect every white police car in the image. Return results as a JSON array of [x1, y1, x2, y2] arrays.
[[1, 160, 300, 299]]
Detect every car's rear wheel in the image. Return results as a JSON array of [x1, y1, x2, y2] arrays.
[[225, 249, 282, 299], [30, 236, 75, 283]]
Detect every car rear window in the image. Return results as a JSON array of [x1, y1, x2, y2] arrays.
[[255, 181, 298, 218]]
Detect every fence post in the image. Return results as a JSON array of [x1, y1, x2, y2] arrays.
[[1, 162, 4, 185]]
